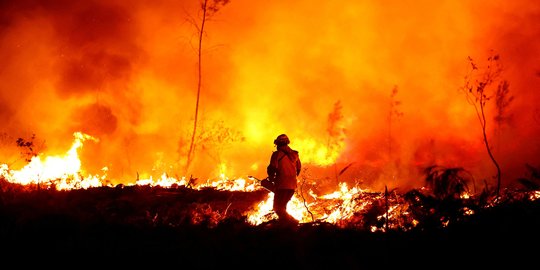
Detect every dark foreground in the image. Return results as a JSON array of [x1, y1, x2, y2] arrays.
[[1, 183, 539, 268]]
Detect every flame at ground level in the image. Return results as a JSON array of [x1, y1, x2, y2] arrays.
[[0, 0, 538, 192], [0, 133, 386, 227], [2, 132, 539, 230]]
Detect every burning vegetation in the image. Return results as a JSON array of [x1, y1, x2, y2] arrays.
[[1, 133, 539, 230], [1, 0, 539, 266], [1, 132, 540, 266]]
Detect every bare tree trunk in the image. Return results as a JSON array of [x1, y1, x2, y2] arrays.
[[479, 103, 502, 198], [462, 54, 504, 199], [186, 0, 209, 172]]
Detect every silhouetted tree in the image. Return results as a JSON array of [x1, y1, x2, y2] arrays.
[[461, 52, 505, 198], [186, 0, 230, 173], [15, 134, 44, 164], [196, 119, 243, 173]]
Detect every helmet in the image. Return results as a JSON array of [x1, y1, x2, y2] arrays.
[[274, 134, 290, 146]]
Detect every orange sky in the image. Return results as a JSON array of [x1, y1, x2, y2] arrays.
[[0, 0, 539, 192]]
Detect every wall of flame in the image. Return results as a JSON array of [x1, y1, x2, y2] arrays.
[[0, 0, 539, 191]]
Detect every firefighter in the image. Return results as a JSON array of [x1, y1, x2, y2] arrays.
[[267, 134, 301, 224]]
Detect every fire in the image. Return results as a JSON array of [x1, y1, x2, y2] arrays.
[[247, 193, 276, 224], [134, 173, 187, 188], [0, 132, 105, 190], [531, 191, 540, 201], [295, 138, 344, 166], [245, 182, 396, 228], [0, 132, 397, 228], [0, 0, 539, 231], [1, 132, 538, 230], [0, 0, 537, 189], [197, 174, 260, 191]]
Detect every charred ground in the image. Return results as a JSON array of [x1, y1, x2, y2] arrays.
[[0, 177, 539, 268]]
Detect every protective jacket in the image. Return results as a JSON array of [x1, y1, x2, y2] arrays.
[[267, 145, 301, 190]]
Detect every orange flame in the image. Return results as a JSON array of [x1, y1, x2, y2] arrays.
[[0, 132, 105, 190], [0, 0, 539, 229]]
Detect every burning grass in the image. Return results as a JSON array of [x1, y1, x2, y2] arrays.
[[1, 172, 539, 267]]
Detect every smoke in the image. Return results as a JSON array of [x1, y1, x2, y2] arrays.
[[0, 0, 538, 191]]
